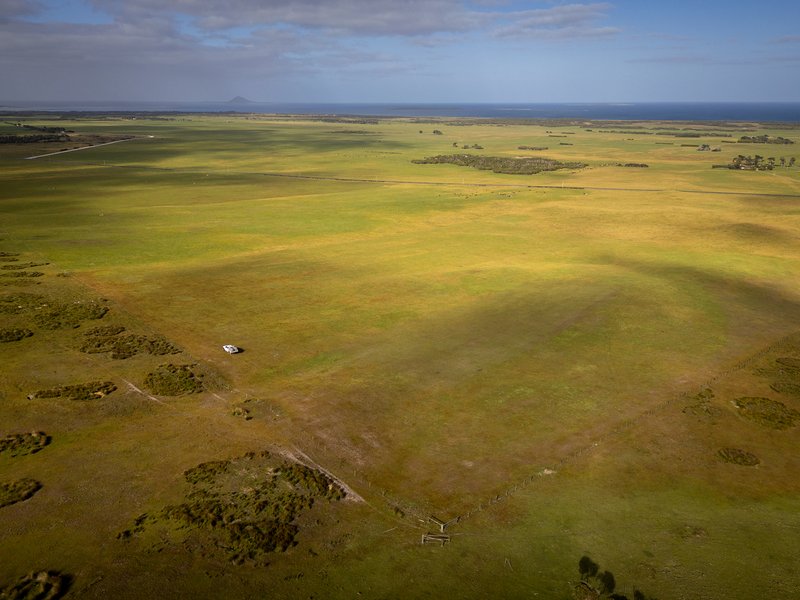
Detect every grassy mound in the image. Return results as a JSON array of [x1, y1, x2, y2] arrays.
[[718, 448, 760, 466], [119, 451, 346, 564], [33, 300, 108, 329], [30, 381, 116, 402], [733, 396, 800, 429], [0, 432, 50, 457], [0, 478, 42, 508], [0, 328, 33, 342], [411, 153, 585, 175], [144, 364, 203, 395], [0, 570, 71, 600]]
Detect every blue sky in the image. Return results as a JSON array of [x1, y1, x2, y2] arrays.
[[1, 0, 799, 102]]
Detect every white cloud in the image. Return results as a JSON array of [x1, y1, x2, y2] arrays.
[[773, 34, 800, 44], [0, 1, 626, 100], [493, 3, 619, 39], [89, 0, 485, 35], [0, 0, 42, 20]]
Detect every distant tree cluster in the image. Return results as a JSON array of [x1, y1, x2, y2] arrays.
[[412, 153, 585, 175], [697, 144, 721, 152], [713, 154, 796, 170], [739, 134, 794, 144], [518, 146, 548, 151], [432, 129, 444, 135], [0, 134, 68, 144], [3, 121, 69, 134]]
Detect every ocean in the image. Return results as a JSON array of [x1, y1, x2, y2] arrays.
[[1, 101, 799, 121]]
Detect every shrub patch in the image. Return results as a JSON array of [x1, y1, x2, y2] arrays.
[[0, 271, 44, 278], [33, 300, 108, 329], [732, 396, 800, 429], [0, 570, 71, 600], [0, 328, 33, 342], [718, 447, 760, 466], [0, 478, 42, 508], [1, 262, 48, 271], [770, 381, 800, 398], [0, 432, 50, 457], [30, 381, 116, 402], [80, 326, 180, 359], [119, 451, 346, 564], [0, 293, 46, 314], [683, 388, 721, 418], [144, 364, 203, 395]]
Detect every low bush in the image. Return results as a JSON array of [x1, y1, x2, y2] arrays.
[[30, 381, 116, 402], [144, 364, 203, 395], [733, 396, 800, 429], [0, 478, 42, 508], [33, 301, 108, 329], [0, 570, 71, 600], [718, 447, 760, 466], [0, 432, 50, 457], [0, 328, 33, 342]]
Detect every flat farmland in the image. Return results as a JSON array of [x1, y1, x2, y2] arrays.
[[1, 114, 800, 599]]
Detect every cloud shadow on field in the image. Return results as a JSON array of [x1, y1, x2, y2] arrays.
[[606, 256, 800, 323]]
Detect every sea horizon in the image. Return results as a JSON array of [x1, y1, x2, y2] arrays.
[[1, 101, 800, 121]]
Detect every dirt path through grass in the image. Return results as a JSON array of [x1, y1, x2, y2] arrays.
[[24, 137, 139, 160]]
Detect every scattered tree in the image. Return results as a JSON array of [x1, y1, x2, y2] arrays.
[[573, 556, 657, 600]]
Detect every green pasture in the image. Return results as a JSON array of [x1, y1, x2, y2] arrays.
[[1, 114, 800, 599]]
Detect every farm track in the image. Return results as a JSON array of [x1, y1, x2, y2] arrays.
[[29, 157, 800, 199], [23, 137, 138, 160]]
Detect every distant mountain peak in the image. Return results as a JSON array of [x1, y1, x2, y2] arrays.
[[228, 96, 254, 104]]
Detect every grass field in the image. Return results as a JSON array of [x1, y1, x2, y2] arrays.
[[2, 113, 800, 599]]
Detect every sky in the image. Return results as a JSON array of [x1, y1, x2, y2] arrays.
[[1, 0, 799, 103]]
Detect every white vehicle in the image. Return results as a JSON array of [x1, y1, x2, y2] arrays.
[[222, 344, 240, 354]]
